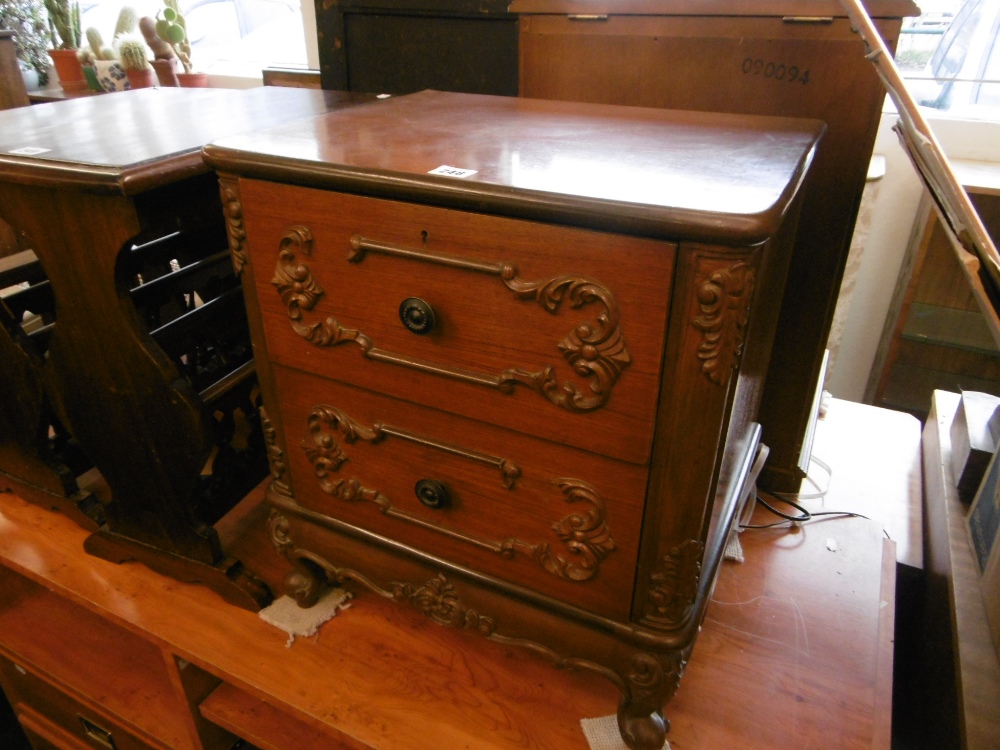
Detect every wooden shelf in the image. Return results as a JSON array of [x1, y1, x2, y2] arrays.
[[922, 390, 1000, 749], [869, 161, 1000, 417], [881, 362, 1000, 416], [201, 682, 335, 750], [0, 568, 193, 749], [903, 303, 1000, 355]]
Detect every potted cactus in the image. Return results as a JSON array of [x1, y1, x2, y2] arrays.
[[118, 34, 153, 89], [155, 0, 204, 87], [138, 14, 177, 86], [0, 0, 51, 89], [42, 0, 86, 91], [83, 6, 136, 91]]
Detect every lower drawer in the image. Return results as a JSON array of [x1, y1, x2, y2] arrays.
[[0, 655, 157, 750], [271, 364, 649, 621]]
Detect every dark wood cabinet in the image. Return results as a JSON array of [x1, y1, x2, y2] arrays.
[[0, 87, 362, 610], [204, 89, 822, 749], [314, 0, 518, 95]]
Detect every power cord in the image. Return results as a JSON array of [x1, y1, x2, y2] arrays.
[[739, 454, 888, 537]]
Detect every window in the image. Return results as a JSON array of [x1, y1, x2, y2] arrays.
[[78, 0, 308, 79], [898, 0, 1000, 121]]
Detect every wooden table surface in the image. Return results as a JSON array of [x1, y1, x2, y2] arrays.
[[0, 397, 915, 749]]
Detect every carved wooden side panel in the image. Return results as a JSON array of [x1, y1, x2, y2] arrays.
[[635, 246, 759, 633]]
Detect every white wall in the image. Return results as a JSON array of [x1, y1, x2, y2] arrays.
[[825, 109, 1000, 401]]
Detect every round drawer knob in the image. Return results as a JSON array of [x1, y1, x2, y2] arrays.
[[399, 297, 436, 335], [415, 479, 450, 510]]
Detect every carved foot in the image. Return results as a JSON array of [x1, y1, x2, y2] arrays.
[[84, 528, 273, 611], [615, 649, 690, 750], [268, 508, 332, 607]]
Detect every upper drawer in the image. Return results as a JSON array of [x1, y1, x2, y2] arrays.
[[240, 180, 676, 465]]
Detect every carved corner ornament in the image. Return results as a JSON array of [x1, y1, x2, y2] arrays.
[[218, 176, 248, 277], [642, 539, 705, 631], [692, 261, 755, 386], [301, 405, 614, 582], [260, 407, 292, 497], [272, 228, 631, 413]]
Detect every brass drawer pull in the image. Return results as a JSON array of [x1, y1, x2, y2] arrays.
[[399, 297, 436, 335], [271, 226, 631, 414], [78, 715, 116, 750], [415, 479, 449, 509]]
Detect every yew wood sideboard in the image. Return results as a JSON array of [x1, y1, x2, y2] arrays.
[[0, 87, 365, 610], [204, 90, 824, 748]]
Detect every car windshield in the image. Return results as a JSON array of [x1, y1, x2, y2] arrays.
[[899, 0, 1000, 120]]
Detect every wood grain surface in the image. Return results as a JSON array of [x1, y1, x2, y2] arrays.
[[0, 397, 910, 749]]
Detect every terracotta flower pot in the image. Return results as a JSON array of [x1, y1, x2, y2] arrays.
[[177, 71, 209, 88], [125, 67, 157, 90], [151, 58, 179, 87], [48, 48, 88, 93]]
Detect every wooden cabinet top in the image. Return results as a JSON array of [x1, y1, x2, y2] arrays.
[[509, 0, 919, 17], [204, 90, 824, 244], [0, 87, 363, 195]]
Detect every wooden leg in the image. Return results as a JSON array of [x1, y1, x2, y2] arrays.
[[616, 648, 689, 750]]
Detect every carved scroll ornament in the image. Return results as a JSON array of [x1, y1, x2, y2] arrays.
[[302, 404, 615, 582], [643, 539, 705, 631], [692, 261, 755, 386], [270, 227, 631, 413], [218, 177, 248, 277]]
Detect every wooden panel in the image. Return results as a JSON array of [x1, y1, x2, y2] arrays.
[[0, 656, 159, 750], [922, 391, 1000, 749], [0, 569, 193, 749], [273, 365, 647, 620], [240, 181, 675, 465], [201, 682, 361, 750]]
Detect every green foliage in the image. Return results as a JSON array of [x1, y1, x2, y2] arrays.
[[42, 0, 79, 49], [112, 6, 136, 40], [117, 37, 148, 71], [0, 0, 51, 83], [155, 0, 190, 72]]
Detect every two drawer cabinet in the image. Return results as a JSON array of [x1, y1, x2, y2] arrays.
[[204, 90, 823, 749]]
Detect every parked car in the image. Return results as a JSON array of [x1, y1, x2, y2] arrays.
[[907, 0, 1000, 114]]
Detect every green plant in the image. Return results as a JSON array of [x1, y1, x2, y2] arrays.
[[42, 0, 79, 49], [155, 0, 190, 72], [0, 0, 52, 83], [83, 7, 136, 61], [117, 36, 149, 71]]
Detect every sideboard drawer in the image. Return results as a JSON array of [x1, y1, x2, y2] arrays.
[[272, 364, 647, 620], [241, 181, 676, 466], [0, 655, 155, 750]]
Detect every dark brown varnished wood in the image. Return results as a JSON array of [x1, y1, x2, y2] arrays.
[[209, 90, 822, 748], [513, 0, 918, 494], [204, 91, 823, 245], [0, 87, 366, 610]]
